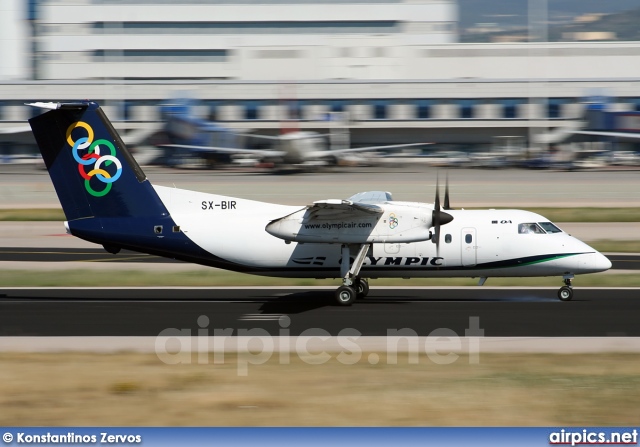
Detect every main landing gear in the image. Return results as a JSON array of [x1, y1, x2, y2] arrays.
[[334, 244, 370, 306], [355, 278, 370, 299], [557, 274, 574, 301]]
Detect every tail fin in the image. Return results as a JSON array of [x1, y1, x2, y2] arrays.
[[28, 101, 168, 221]]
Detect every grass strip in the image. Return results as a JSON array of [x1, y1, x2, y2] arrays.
[[0, 270, 638, 287], [1, 353, 639, 426], [590, 240, 640, 253], [0, 208, 66, 221]]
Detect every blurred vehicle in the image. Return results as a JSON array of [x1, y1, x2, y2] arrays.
[[572, 155, 609, 170], [519, 152, 552, 169], [466, 136, 526, 169], [609, 151, 640, 166], [425, 150, 470, 167], [552, 146, 611, 171], [468, 151, 509, 169], [375, 148, 467, 168]]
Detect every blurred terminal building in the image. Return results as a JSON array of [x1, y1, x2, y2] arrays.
[[2, 0, 640, 149]]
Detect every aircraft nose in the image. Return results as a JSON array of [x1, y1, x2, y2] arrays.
[[574, 252, 612, 273], [594, 252, 612, 272]]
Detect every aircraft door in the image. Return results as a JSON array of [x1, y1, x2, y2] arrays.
[[461, 228, 477, 267]]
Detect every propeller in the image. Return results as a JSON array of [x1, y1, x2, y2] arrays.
[[443, 173, 452, 210], [432, 174, 454, 255]]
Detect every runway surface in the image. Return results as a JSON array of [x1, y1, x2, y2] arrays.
[[1, 287, 638, 337], [0, 247, 636, 270]]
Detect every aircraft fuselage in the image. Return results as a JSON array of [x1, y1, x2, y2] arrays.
[[141, 186, 610, 280]]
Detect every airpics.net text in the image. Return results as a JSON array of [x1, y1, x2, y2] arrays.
[[155, 316, 484, 376]]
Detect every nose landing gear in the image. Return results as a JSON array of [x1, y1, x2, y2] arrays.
[[557, 275, 574, 301]]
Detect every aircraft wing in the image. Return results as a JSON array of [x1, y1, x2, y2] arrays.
[[159, 143, 286, 158], [266, 198, 384, 243], [570, 130, 640, 140], [234, 132, 331, 141], [233, 133, 282, 141], [270, 199, 383, 222], [266, 194, 432, 244], [307, 199, 384, 218], [306, 142, 432, 159]]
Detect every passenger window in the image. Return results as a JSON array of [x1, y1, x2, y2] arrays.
[[465, 234, 472, 244], [445, 234, 452, 243]]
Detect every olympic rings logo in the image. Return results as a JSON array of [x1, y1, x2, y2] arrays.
[[389, 213, 399, 229], [66, 121, 122, 197]]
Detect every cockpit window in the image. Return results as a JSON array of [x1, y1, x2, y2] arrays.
[[538, 222, 562, 233], [518, 223, 545, 234]]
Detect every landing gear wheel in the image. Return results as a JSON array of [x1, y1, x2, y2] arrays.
[[355, 279, 369, 299], [335, 285, 357, 306], [558, 286, 573, 301]]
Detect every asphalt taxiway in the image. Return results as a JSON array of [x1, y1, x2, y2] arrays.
[[1, 287, 639, 337]]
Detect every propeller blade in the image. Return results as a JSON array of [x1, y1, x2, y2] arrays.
[[434, 174, 440, 212], [444, 173, 451, 210], [433, 174, 441, 254], [431, 173, 454, 256]]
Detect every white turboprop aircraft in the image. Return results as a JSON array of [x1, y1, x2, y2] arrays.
[[28, 101, 612, 305]]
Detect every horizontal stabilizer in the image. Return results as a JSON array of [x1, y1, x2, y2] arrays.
[[26, 102, 89, 110]]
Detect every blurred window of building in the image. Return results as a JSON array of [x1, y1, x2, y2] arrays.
[[243, 101, 259, 120], [501, 98, 525, 119], [625, 98, 640, 112], [373, 101, 388, 120], [547, 98, 570, 119], [458, 99, 477, 119], [416, 100, 434, 120], [330, 100, 346, 113]]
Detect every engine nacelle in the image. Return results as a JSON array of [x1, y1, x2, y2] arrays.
[[266, 202, 433, 244]]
